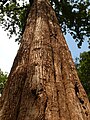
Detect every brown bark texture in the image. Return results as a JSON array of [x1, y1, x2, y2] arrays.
[[0, 0, 90, 120]]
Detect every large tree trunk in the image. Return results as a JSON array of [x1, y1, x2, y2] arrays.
[[0, 0, 90, 120]]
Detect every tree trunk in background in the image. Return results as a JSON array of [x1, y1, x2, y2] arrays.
[[0, 0, 90, 120]]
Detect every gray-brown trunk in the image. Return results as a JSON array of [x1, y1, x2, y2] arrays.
[[0, 0, 90, 120]]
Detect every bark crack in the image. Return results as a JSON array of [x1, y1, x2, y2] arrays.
[[44, 96, 48, 116], [16, 70, 27, 120], [60, 61, 72, 120], [16, 1, 38, 119], [46, 3, 62, 118], [75, 82, 85, 105]]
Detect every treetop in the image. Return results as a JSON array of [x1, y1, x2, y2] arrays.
[[0, 0, 90, 48]]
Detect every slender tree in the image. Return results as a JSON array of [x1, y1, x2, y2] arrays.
[[0, 0, 90, 120]]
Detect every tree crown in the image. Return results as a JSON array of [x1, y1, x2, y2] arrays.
[[0, 0, 90, 48], [75, 51, 90, 100]]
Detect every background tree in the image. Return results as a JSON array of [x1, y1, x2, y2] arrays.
[[75, 51, 90, 100], [0, 69, 7, 95], [0, 0, 90, 47]]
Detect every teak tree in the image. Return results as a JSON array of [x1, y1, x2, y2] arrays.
[[0, 0, 90, 120]]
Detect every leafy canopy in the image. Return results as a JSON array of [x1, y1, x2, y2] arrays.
[[0, 0, 90, 48], [0, 69, 8, 94], [75, 51, 90, 100]]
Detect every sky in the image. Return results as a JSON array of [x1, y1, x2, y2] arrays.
[[0, 27, 89, 73], [0, 28, 19, 73]]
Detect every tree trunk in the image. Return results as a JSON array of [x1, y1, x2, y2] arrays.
[[0, 0, 90, 120]]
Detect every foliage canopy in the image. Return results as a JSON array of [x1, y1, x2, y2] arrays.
[[0, 0, 90, 48], [75, 51, 90, 100], [0, 69, 7, 94]]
